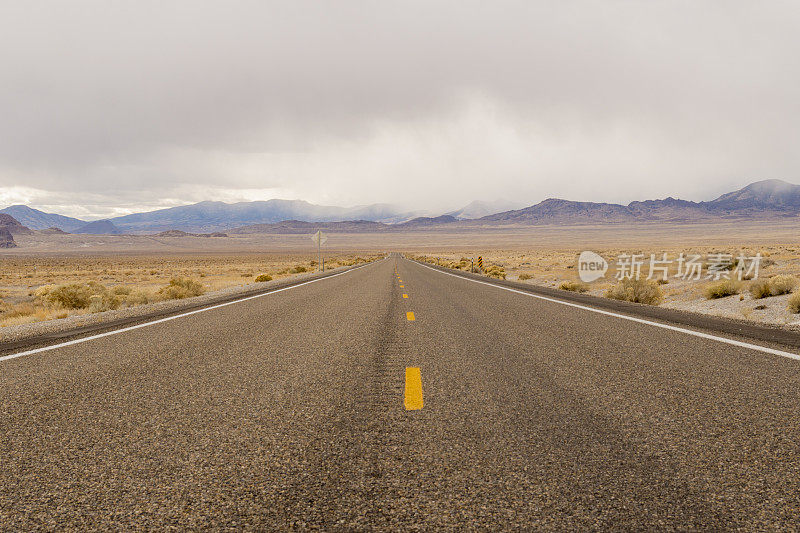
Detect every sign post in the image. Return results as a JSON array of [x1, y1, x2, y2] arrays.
[[311, 230, 328, 272], [477, 256, 483, 273]]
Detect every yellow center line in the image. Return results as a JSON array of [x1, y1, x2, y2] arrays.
[[404, 367, 423, 410], [400, 284, 404, 288], [403, 294, 408, 298], [406, 311, 415, 321]]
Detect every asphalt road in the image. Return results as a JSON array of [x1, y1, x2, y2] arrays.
[[2, 254, 800, 530]]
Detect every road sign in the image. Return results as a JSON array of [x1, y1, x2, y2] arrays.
[[311, 230, 328, 246], [311, 230, 327, 272], [477, 256, 483, 272]]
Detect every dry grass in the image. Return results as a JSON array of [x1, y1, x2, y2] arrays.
[[558, 280, 589, 293], [750, 275, 799, 299], [0, 252, 381, 327], [705, 279, 742, 299], [789, 291, 800, 313], [768, 274, 798, 296], [605, 278, 664, 305], [157, 278, 205, 300]]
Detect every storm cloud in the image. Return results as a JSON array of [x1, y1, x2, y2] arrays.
[[1, 1, 798, 218]]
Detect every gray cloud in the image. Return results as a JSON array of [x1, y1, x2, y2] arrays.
[[0, 1, 798, 218]]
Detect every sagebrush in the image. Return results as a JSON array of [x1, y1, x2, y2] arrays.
[[605, 278, 663, 305]]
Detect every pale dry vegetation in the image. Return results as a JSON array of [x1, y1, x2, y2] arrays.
[[705, 279, 742, 299], [558, 280, 589, 293], [789, 291, 800, 313], [407, 244, 800, 321], [0, 252, 381, 327], [605, 278, 664, 305]]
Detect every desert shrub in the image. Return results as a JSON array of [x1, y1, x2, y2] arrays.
[[288, 265, 308, 274], [158, 277, 205, 300], [749, 279, 772, 299], [518, 273, 532, 281], [125, 290, 151, 306], [88, 292, 124, 313], [483, 265, 506, 279], [749, 275, 799, 299], [559, 280, 589, 292], [255, 274, 273, 282], [0, 302, 37, 319], [705, 279, 741, 299], [40, 283, 96, 309], [768, 274, 798, 296], [34, 282, 131, 313], [605, 278, 663, 305], [788, 291, 800, 313]]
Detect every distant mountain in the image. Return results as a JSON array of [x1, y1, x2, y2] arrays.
[[479, 198, 637, 224], [395, 214, 460, 228], [230, 219, 389, 234], [108, 200, 417, 233], [73, 219, 122, 234], [706, 179, 800, 211], [447, 200, 527, 219], [477, 179, 800, 225], [39, 227, 69, 235], [153, 230, 228, 238], [0, 228, 16, 248], [0, 205, 86, 232], [5, 179, 800, 236], [0, 213, 34, 235]]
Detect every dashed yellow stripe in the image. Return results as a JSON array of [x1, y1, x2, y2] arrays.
[[406, 311, 415, 321], [404, 367, 423, 410], [403, 294, 408, 298]]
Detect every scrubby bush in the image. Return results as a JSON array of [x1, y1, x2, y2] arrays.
[[558, 280, 589, 292], [288, 265, 308, 274], [483, 265, 506, 279], [33, 282, 136, 313], [605, 278, 663, 305], [88, 292, 124, 313], [255, 274, 273, 282], [112, 286, 132, 296], [125, 290, 151, 306], [768, 274, 798, 296], [158, 277, 205, 300], [749, 279, 772, 299], [749, 275, 799, 299], [705, 279, 741, 299], [0, 301, 37, 319], [788, 291, 800, 313], [41, 283, 95, 309], [518, 273, 532, 281]]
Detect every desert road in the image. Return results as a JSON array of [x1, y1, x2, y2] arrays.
[[2, 254, 800, 529]]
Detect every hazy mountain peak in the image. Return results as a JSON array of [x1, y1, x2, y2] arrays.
[[0, 205, 86, 232], [448, 199, 527, 219], [708, 179, 800, 209]]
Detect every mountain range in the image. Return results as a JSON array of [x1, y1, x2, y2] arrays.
[[2, 179, 800, 235]]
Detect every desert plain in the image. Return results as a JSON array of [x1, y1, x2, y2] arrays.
[[2, 219, 800, 338]]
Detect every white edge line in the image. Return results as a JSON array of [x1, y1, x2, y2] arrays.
[[0, 260, 380, 363], [414, 260, 800, 362]]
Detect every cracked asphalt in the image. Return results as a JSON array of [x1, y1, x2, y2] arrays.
[[2, 254, 800, 530]]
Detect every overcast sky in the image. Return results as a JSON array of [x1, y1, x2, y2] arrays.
[[1, 1, 798, 219]]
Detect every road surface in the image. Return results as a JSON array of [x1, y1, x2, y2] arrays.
[[2, 255, 800, 529]]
